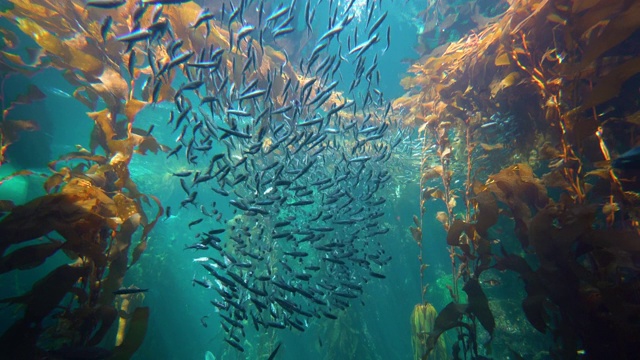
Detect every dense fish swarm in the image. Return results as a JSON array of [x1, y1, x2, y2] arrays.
[[89, 0, 410, 349]]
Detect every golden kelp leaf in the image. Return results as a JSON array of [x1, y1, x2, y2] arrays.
[[62, 68, 85, 86], [422, 166, 443, 182], [413, 214, 421, 228], [421, 187, 437, 202], [448, 196, 456, 209], [123, 99, 147, 123], [61, 178, 114, 211], [436, 211, 449, 228], [494, 52, 510, 66], [584, 168, 610, 179], [100, 216, 140, 306], [546, 13, 567, 25], [155, 82, 176, 103], [432, 189, 445, 202], [0, 169, 35, 186], [51, 151, 108, 169], [94, 66, 129, 103], [111, 307, 150, 360], [0, 240, 63, 274], [0, 51, 30, 70], [491, 71, 520, 97], [400, 76, 416, 89], [113, 193, 138, 223], [43, 173, 65, 193], [15, 17, 102, 75], [16, 17, 64, 58], [10, 0, 61, 24], [488, 163, 548, 209], [64, 42, 104, 75], [88, 108, 115, 141], [479, 143, 504, 151], [440, 147, 452, 162], [410, 226, 422, 244], [602, 201, 619, 215]]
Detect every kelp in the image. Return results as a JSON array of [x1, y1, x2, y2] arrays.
[[0, 264, 89, 323], [411, 303, 446, 360], [0, 1, 173, 356], [0, 239, 63, 274], [408, 0, 640, 357], [0, 130, 160, 356], [111, 307, 150, 360], [320, 309, 381, 360]]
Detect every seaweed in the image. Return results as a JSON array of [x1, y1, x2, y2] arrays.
[[406, 0, 640, 357], [0, 1, 176, 356]]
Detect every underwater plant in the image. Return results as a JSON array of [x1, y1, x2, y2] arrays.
[[0, 1, 171, 357], [403, 0, 640, 358], [410, 303, 447, 360]]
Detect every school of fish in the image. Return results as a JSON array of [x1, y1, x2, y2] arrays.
[[87, 0, 415, 352]]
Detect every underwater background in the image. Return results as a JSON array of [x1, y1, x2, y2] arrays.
[[1, 0, 639, 359]]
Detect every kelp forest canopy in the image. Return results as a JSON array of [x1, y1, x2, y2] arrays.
[[0, 0, 640, 359], [402, 0, 640, 359]]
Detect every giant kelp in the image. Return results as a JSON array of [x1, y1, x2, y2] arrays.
[[405, 0, 640, 358], [0, 0, 174, 357]]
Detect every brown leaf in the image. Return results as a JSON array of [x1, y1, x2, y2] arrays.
[[479, 143, 504, 151], [0, 169, 36, 186], [494, 52, 510, 66], [447, 219, 467, 246], [575, 2, 640, 71], [581, 56, 640, 110], [463, 278, 495, 336], [413, 214, 421, 227], [436, 211, 449, 228], [111, 307, 150, 360], [0, 240, 63, 274], [410, 226, 422, 244], [123, 99, 147, 123], [88, 109, 115, 141], [475, 191, 498, 236], [423, 302, 470, 358]]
